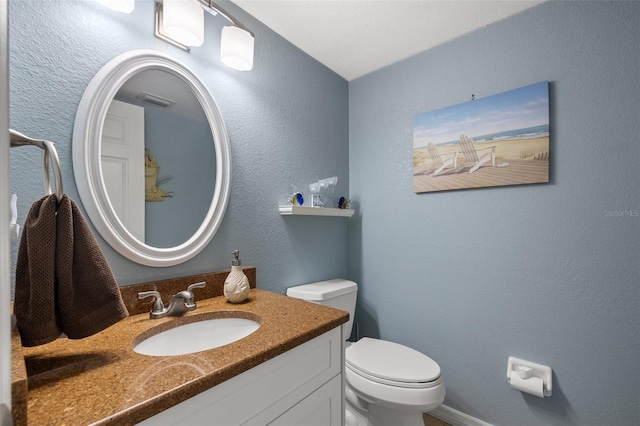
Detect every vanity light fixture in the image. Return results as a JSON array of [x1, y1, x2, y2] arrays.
[[95, 0, 255, 71], [160, 0, 204, 48], [96, 0, 135, 14], [155, 0, 255, 71], [220, 25, 254, 71]]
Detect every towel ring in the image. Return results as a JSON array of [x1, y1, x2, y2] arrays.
[[9, 129, 64, 203]]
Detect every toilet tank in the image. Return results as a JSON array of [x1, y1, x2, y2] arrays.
[[286, 279, 358, 339]]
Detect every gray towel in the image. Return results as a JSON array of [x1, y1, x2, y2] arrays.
[[15, 194, 128, 347]]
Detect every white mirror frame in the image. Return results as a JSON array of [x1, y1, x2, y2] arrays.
[[73, 50, 231, 267]]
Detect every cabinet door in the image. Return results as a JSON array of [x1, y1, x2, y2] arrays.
[[138, 327, 342, 425], [269, 375, 342, 426]]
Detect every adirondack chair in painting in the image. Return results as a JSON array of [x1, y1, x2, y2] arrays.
[[427, 143, 458, 176], [458, 134, 497, 173]]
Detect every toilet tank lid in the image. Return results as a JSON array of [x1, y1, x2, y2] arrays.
[[286, 279, 357, 301]]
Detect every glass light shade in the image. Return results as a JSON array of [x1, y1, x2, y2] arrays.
[[163, 0, 204, 47], [96, 0, 134, 14], [220, 26, 254, 71]]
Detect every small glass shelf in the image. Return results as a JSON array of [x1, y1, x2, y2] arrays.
[[279, 205, 355, 217]]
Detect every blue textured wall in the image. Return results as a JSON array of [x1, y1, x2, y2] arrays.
[[9, 0, 349, 290], [140, 105, 215, 248], [9, 1, 640, 425], [349, 2, 639, 425]]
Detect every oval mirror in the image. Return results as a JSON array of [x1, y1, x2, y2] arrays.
[[73, 50, 231, 267]]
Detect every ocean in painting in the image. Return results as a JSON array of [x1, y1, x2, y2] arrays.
[[436, 124, 549, 147], [413, 81, 550, 150]]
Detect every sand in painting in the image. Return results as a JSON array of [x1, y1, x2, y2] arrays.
[[413, 136, 549, 172]]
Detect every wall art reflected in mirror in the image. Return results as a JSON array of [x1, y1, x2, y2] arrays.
[[73, 50, 230, 266]]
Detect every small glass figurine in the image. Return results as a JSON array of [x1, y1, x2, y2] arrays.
[[337, 196, 350, 209], [309, 182, 323, 207], [290, 192, 304, 206]]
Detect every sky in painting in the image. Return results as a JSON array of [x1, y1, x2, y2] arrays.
[[413, 81, 549, 148]]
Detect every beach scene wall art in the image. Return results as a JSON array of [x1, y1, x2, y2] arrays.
[[413, 81, 550, 193]]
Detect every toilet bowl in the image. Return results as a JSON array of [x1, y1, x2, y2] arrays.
[[287, 279, 445, 426]]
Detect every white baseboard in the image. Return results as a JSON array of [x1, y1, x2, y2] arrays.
[[429, 405, 493, 426]]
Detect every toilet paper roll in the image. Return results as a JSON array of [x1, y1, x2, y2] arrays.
[[510, 373, 544, 397]]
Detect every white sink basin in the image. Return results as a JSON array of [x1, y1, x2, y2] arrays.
[[133, 317, 261, 356]]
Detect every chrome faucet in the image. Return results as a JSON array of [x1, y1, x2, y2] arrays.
[[138, 282, 207, 319]]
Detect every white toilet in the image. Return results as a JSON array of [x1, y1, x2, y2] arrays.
[[287, 279, 445, 426]]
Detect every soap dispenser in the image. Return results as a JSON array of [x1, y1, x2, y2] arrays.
[[224, 250, 250, 303]]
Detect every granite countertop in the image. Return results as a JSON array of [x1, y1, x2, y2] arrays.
[[12, 287, 348, 425]]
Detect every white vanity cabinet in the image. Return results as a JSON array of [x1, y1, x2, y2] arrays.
[[138, 326, 344, 425]]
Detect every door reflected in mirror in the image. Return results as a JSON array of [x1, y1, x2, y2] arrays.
[[102, 70, 215, 248]]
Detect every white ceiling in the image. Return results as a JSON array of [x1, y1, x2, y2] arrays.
[[231, 0, 545, 81]]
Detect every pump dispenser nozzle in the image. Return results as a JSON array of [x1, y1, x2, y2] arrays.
[[231, 250, 241, 266]]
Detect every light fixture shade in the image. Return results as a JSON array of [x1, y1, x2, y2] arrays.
[[96, 0, 134, 14], [220, 26, 254, 71], [163, 0, 204, 47]]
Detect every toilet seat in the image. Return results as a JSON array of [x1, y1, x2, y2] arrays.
[[345, 338, 446, 413], [346, 338, 441, 388]]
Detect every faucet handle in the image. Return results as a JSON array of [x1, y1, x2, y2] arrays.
[[182, 282, 206, 310], [187, 281, 206, 293], [138, 290, 164, 314]]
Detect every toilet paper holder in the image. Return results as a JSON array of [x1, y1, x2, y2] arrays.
[[507, 356, 552, 397]]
